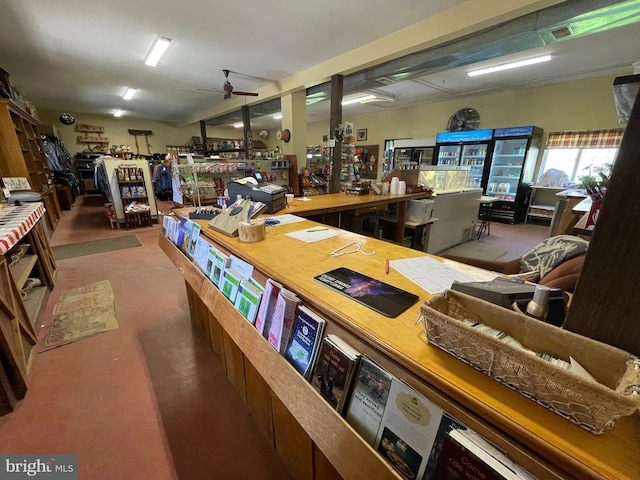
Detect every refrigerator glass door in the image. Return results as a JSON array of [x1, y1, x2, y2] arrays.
[[414, 147, 434, 166], [486, 139, 527, 202], [436, 145, 461, 166], [393, 148, 412, 170], [460, 143, 489, 188]]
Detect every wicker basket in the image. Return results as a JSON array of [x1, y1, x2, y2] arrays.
[[419, 289, 640, 434]]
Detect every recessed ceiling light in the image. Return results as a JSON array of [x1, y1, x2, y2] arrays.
[[122, 88, 137, 100], [114, 110, 123, 117], [144, 36, 172, 67], [233, 122, 244, 128], [468, 55, 552, 77], [272, 113, 283, 119]]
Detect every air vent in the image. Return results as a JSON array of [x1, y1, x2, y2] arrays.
[[550, 25, 574, 40]]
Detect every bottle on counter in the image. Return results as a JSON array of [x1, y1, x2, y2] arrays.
[[526, 285, 551, 320]]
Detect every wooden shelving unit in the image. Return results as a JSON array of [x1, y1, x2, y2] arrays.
[[0, 208, 56, 416], [0, 99, 61, 234], [76, 123, 108, 153], [525, 186, 564, 223], [115, 165, 152, 229]]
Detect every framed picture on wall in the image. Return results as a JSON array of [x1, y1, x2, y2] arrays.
[[357, 129, 368, 141]]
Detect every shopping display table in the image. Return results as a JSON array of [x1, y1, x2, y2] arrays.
[[160, 211, 640, 480], [280, 191, 432, 243]]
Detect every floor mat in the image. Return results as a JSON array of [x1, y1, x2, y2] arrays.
[[40, 280, 118, 352], [52, 235, 141, 260], [439, 241, 508, 261]]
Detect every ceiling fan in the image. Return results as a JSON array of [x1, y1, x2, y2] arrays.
[[196, 69, 260, 99], [221, 69, 259, 99]]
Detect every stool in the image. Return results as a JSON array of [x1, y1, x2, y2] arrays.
[[476, 200, 494, 239]]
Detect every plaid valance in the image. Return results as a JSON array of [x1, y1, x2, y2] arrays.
[[546, 129, 625, 149]]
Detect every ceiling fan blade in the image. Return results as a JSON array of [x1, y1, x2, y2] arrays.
[[233, 91, 259, 97], [196, 88, 223, 93]]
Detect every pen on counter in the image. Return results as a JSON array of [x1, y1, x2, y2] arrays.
[[385, 258, 390, 274], [247, 204, 254, 224], [307, 228, 328, 232]]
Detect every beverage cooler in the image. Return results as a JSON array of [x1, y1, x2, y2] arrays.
[[433, 129, 494, 189], [486, 126, 543, 223], [391, 138, 435, 170]]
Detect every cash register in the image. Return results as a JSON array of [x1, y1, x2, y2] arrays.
[[227, 174, 287, 214]]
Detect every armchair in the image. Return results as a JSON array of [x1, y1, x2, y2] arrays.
[[442, 235, 588, 293]]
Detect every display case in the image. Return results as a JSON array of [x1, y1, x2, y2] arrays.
[[418, 165, 470, 194]]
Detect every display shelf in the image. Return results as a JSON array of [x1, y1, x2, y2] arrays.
[[0, 99, 61, 233], [9, 254, 38, 291], [159, 215, 639, 480], [525, 186, 564, 224], [115, 165, 152, 228], [0, 206, 56, 416]]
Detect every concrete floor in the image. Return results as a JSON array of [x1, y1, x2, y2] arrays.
[[0, 195, 291, 480]]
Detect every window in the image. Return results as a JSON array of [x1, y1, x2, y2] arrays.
[[538, 129, 624, 184], [540, 147, 618, 183]]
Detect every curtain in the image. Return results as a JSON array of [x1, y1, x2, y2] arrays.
[[546, 129, 625, 149]]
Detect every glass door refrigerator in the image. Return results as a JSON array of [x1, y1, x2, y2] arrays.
[[391, 138, 436, 171], [433, 129, 494, 188], [486, 126, 543, 223]]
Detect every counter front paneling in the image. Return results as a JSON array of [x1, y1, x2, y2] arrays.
[[159, 211, 640, 480]]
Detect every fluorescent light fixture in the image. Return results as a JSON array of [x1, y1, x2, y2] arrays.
[[468, 55, 552, 77], [122, 88, 137, 100], [272, 113, 283, 120], [144, 36, 172, 67], [342, 95, 375, 106], [360, 93, 396, 104], [113, 110, 123, 117], [232, 122, 244, 128]]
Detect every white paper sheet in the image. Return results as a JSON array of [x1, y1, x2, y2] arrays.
[[390, 256, 479, 294], [285, 227, 346, 243]]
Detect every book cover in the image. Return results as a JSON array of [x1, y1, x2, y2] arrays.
[[254, 279, 282, 336], [162, 214, 178, 238], [234, 280, 263, 324], [284, 305, 326, 379], [374, 378, 444, 480], [423, 413, 468, 480], [344, 355, 395, 446], [442, 429, 538, 480], [267, 288, 301, 354], [220, 267, 244, 303], [176, 218, 194, 252], [212, 251, 231, 289], [310, 334, 361, 414], [191, 236, 211, 273], [186, 222, 201, 259], [205, 247, 218, 280]]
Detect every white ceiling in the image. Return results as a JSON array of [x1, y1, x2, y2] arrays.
[[1, 0, 639, 131]]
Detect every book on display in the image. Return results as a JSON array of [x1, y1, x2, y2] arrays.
[[254, 279, 282, 337], [284, 305, 326, 379], [310, 334, 362, 414], [267, 288, 301, 353]]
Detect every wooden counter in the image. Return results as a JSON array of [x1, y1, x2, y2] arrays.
[[160, 212, 640, 480], [280, 191, 432, 243]]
